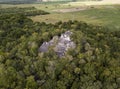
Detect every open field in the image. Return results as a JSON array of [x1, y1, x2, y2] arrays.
[[0, 0, 120, 30], [30, 5, 120, 30], [65, 0, 120, 6]]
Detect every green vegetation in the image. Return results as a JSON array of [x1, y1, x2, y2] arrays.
[[0, 13, 120, 89], [79, 6, 120, 30], [30, 5, 120, 30], [0, 0, 36, 4], [0, 1, 120, 89], [0, 7, 49, 16]]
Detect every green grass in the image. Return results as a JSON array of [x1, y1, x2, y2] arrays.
[[0, 3, 120, 31], [30, 5, 120, 31], [30, 12, 102, 24], [0, 3, 77, 12], [79, 5, 120, 30]]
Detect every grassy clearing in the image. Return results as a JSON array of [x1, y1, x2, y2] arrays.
[[30, 5, 120, 30], [65, 0, 120, 6], [79, 6, 120, 30], [0, 2, 120, 31], [30, 12, 102, 24]]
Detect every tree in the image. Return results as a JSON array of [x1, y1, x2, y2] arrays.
[[26, 76, 38, 89]]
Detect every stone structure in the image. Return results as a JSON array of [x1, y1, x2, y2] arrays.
[[39, 31, 76, 57]]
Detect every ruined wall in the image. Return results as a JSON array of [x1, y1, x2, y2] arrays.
[[39, 31, 76, 57]]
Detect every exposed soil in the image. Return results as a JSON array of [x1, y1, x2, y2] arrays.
[[100, 0, 120, 4], [67, 0, 120, 6], [52, 7, 87, 13], [53, 0, 120, 13]]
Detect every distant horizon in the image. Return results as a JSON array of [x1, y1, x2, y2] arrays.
[[0, 0, 100, 2]]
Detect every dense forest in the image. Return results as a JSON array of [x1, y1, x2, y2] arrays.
[[0, 0, 36, 4], [0, 7, 49, 16], [0, 10, 120, 89]]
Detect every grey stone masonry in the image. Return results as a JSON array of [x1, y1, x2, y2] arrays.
[[39, 31, 76, 57]]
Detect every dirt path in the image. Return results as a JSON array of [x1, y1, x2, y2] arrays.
[[100, 0, 120, 5], [53, 0, 120, 13], [67, 0, 120, 6], [52, 7, 87, 13]]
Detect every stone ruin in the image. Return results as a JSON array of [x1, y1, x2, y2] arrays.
[[38, 31, 76, 57]]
